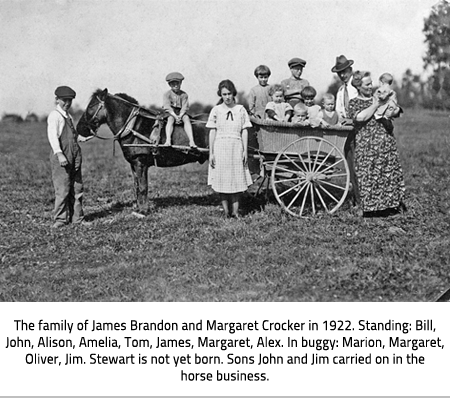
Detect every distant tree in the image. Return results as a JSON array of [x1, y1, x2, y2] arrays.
[[25, 112, 39, 123], [397, 69, 424, 108], [423, 0, 450, 106], [2, 113, 23, 123], [189, 101, 212, 116]]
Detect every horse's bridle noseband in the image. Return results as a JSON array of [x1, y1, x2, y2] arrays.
[[85, 96, 106, 137]]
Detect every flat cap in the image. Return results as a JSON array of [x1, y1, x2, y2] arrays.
[[55, 86, 76, 99], [288, 58, 306, 68], [166, 72, 185, 83]]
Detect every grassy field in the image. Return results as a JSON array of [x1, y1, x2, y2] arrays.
[[0, 109, 449, 301]]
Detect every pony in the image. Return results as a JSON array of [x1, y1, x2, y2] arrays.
[[76, 88, 209, 213]]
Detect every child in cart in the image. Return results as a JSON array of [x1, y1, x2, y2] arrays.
[[162, 72, 197, 148], [264, 84, 293, 122], [318, 93, 340, 127], [300, 86, 322, 127], [248, 65, 272, 119], [291, 103, 310, 126]]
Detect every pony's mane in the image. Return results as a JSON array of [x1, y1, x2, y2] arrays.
[[90, 89, 139, 105], [114, 93, 139, 105]]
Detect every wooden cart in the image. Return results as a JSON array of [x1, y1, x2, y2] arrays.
[[250, 117, 354, 217]]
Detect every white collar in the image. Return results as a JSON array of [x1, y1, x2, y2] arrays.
[[56, 104, 69, 118]]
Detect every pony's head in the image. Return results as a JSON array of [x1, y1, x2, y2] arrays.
[[76, 88, 141, 137], [76, 88, 109, 137]]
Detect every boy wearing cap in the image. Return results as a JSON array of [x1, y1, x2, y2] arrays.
[[280, 57, 310, 107], [47, 85, 88, 228], [162, 72, 196, 148]]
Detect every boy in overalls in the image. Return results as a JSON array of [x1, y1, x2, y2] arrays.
[[47, 86, 88, 228]]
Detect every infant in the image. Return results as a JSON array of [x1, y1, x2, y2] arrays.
[[375, 72, 402, 121]]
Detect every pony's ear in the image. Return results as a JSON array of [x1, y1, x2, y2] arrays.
[[99, 88, 108, 101]]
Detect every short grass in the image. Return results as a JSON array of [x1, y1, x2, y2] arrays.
[[0, 109, 449, 301]]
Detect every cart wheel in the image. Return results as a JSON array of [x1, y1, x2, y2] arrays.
[[271, 136, 350, 217]]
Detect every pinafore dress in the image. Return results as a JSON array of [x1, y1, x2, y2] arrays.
[[206, 104, 253, 193]]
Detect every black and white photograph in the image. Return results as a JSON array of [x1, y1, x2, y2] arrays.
[[0, 0, 449, 303]]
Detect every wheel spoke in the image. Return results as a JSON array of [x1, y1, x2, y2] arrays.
[[274, 176, 305, 184], [311, 140, 323, 172], [299, 182, 310, 216], [317, 179, 347, 191], [278, 179, 307, 198], [298, 154, 308, 172], [321, 172, 348, 178], [274, 164, 304, 176], [316, 182, 340, 203], [286, 181, 309, 210], [310, 182, 316, 214], [306, 139, 312, 172], [317, 158, 345, 175], [282, 153, 306, 172], [314, 184, 329, 212], [315, 146, 339, 171]]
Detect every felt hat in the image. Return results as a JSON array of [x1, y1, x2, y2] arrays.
[[288, 57, 306, 68], [55, 86, 76, 99], [166, 72, 185, 83], [331, 55, 354, 73]]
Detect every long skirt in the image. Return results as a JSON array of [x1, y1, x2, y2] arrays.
[[355, 122, 405, 212], [208, 136, 252, 193]]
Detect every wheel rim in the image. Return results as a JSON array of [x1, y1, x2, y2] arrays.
[[271, 136, 350, 217]]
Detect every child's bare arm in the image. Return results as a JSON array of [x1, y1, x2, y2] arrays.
[[284, 110, 293, 122], [242, 129, 249, 166], [265, 109, 278, 120], [209, 129, 216, 168]]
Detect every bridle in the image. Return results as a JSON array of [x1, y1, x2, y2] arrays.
[[84, 96, 107, 138]]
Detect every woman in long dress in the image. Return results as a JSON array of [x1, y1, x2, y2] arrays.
[[347, 71, 405, 217], [207, 80, 253, 218]]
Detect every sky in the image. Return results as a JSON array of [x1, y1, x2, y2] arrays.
[[0, 0, 439, 117]]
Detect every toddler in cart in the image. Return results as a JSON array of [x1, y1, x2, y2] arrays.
[[291, 103, 309, 125], [162, 72, 197, 148], [300, 86, 322, 127], [318, 93, 340, 127], [264, 84, 293, 122]]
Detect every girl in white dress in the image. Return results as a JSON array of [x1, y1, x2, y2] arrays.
[[207, 80, 253, 218]]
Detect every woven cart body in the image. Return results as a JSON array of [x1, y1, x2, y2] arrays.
[[252, 118, 352, 154]]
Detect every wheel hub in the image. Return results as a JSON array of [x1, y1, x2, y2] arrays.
[[306, 172, 316, 182]]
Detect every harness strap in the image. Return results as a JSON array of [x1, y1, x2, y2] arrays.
[[114, 107, 139, 140], [112, 107, 139, 155]]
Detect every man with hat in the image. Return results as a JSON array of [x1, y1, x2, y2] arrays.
[[332, 55, 358, 122], [47, 85, 88, 228], [280, 57, 310, 107], [331, 55, 359, 205]]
